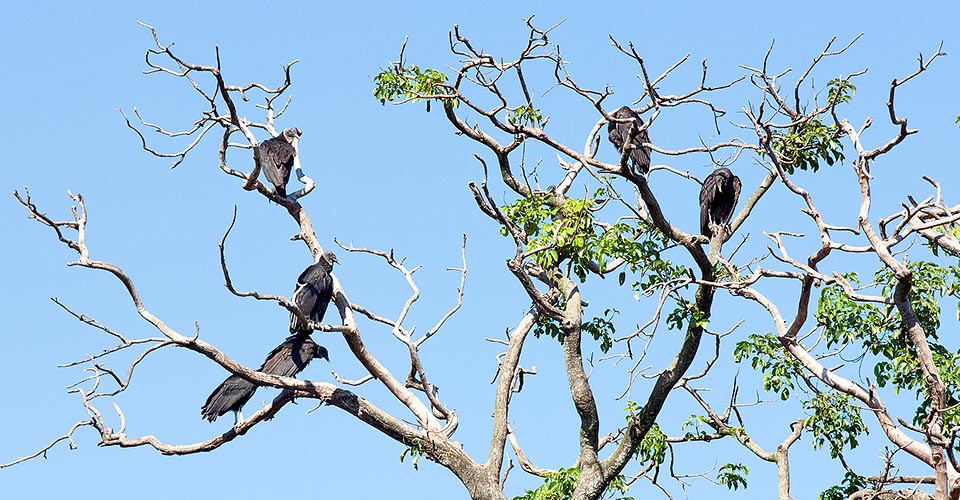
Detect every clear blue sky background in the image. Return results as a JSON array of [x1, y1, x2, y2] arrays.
[[2, 2, 960, 499]]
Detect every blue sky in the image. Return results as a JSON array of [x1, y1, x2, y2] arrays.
[[3, 2, 960, 499]]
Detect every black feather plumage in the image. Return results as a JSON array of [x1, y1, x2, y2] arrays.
[[290, 251, 338, 334], [259, 128, 301, 198], [607, 106, 651, 174], [699, 168, 742, 238], [201, 334, 329, 423]]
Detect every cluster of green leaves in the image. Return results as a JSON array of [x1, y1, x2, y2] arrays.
[[533, 307, 619, 353], [717, 463, 749, 490], [827, 77, 857, 105], [927, 225, 960, 259], [818, 471, 868, 500], [373, 64, 457, 111], [816, 263, 960, 428], [817, 273, 894, 350], [770, 118, 845, 173], [624, 400, 641, 417], [512, 468, 632, 500], [582, 308, 619, 353], [680, 414, 711, 439], [509, 104, 544, 127], [803, 391, 868, 458], [909, 344, 960, 428], [501, 188, 675, 284], [399, 438, 426, 471], [622, 402, 668, 465], [636, 423, 667, 464], [665, 302, 709, 332], [767, 78, 853, 174], [732, 332, 804, 400], [876, 261, 948, 338]]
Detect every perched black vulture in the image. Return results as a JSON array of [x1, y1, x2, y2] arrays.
[[259, 127, 301, 198], [201, 334, 329, 423], [607, 106, 651, 174], [290, 251, 339, 334], [699, 168, 742, 238]]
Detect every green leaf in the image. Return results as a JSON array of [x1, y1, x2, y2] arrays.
[[372, 61, 458, 109], [636, 423, 667, 464], [804, 391, 868, 458], [818, 472, 868, 500], [717, 463, 749, 490], [771, 119, 844, 173], [508, 105, 544, 127]]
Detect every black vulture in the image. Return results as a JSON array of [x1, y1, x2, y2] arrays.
[[201, 334, 329, 423], [607, 106, 651, 174], [290, 251, 339, 334], [259, 127, 301, 198], [699, 168, 742, 238]]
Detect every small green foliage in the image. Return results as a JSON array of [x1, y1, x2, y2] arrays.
[[373, 64, 457, 110], [817, 272, 888, 349], [513, 468, 633, 500], [624, 401, 641, 420], [534, 307, 618, 354], [913, 345, 960, 430], [400, 438, 426, 471], [876, 261, 946, 337], [501, 186, 672, 284], [582, 308, 619, 353], [622, 402, 668, 465], [818, 471, 868, 500], [816, 261, 960, 432], [501, 191, 554, 238], [733, 332, 802, 400], [636, 423, 667, 465], [680, 414, 711, 439], [607, 475, 632, 500], [827, 78, 857, 105], [513, 467, 579, 500], [717, 463, 749, 490], [765, 78, 852, 173], [509, 105, 544, 127], [666, 304, 708, 331], [532, 314, 565, 345], [631, 259, 690, 301], [803, 392, 868, 458], [928, 226, 960, 258], [771, 118, 845, 173]]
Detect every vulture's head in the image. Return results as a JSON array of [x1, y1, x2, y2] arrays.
[[321, 251, 339, 269], [314, 345, 330, 363], [282, 127, 302, 143]]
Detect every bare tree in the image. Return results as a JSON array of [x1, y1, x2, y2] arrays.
[[7, 19, 960, 500]]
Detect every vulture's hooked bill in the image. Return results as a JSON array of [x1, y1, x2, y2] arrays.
[[290, 251, 338, 334], [699, 167, 742, 238], [259, 127, 301, 198], [607, 106, 651, 174], [200, 334, 329, 424]]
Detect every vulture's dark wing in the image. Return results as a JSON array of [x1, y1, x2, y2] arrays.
[[699, 170, 723, 236], [259, 335, 322, 377], [201, 375, 255, 422], [289, 260, 335, 334], [259, 136, 295, 198], [728, 175, 742, 225], [607, 106, 651, 174], [606, 106, 633, 151]]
